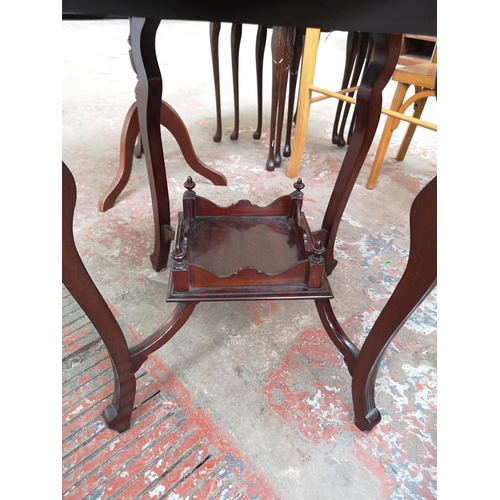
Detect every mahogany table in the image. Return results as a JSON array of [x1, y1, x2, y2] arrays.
[[62, 0, 437, 433]]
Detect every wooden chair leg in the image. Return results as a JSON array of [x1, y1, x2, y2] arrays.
[[395, 92, 428, 161], [338, 33, 370, 147], [99, 102, 139, 212], [283, 27, 305, 157], [365, 81, 410, 190], [253, 25, 267, 140], [230, 23, 242, 140], [332, 32, 358, 147], [286, 28, 321, 178], [273, 26, 294, 167], [210, 22, 222, 143], [266, 26, 293, 171], [352, 176, 436, 430]]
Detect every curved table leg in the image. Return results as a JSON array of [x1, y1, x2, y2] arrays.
[[130, 17, 171, 271], [253, 25, 267, 140], [65, 162, 199, 431], [230, 23, 242, 140], [99, 102, 139, 212], [352, 176, 437, 430], [63, 162, 136, 432], [160, 100, 227, 186], [319, 33, 402, 275]]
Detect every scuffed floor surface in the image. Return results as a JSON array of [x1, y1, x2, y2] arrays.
[[62, 19, 437, 500]]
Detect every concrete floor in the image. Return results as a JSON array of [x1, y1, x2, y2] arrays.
[[62, 19, 437, 499]]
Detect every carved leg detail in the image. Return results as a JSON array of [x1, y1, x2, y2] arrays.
[[63, 162, 136, 432], [321, 33, 402, 275], [253, 25, 267, 140], [210, 22, 222, 143], [130, 17, 171, 272], [230, 23, 242, 141], [283, 27, 304, 158], [315, 299, 359, 375], [99, 102, 139, 212], [267, 26, 294, 170], [129, 302, 197, 372], [352, 177, 437, 431]]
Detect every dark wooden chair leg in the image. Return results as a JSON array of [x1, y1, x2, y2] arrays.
[[230, 23, 242, 140], [99, 102, 139, 212], [339, 33, 371, 146], [273, 27, 294, 167], [63, 162, 137, 432], [253, 25, 267, 140], [130, 17, 171, 272], [332, 31, 358, 147], [352, 176, 437, 430], [318, 33, 402, 275], [283, 27, 305, 157], [210, 22, 222, 143]]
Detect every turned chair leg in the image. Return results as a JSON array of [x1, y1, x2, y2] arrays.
[[395, 92, 428, 161], [365, 82, 410, 189]]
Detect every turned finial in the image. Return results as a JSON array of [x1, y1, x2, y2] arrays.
[[184, 176, 196, 191], [293, 178, 305, 192], [172, 243, 187, 269], [310, 240, 326, 265]]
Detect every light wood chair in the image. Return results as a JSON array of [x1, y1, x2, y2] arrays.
[[286, 30, 437, 187], [365, 58, 436, 189]]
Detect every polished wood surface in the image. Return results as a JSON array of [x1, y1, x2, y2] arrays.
[[62, 0, 437, 432], [62, 0, 437, 36]]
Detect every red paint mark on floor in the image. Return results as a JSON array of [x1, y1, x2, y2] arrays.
[[262, 326, 354, 444], [245, 300, 278, 326]]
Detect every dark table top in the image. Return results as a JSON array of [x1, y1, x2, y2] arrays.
[[62, 0, 436, 36]]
